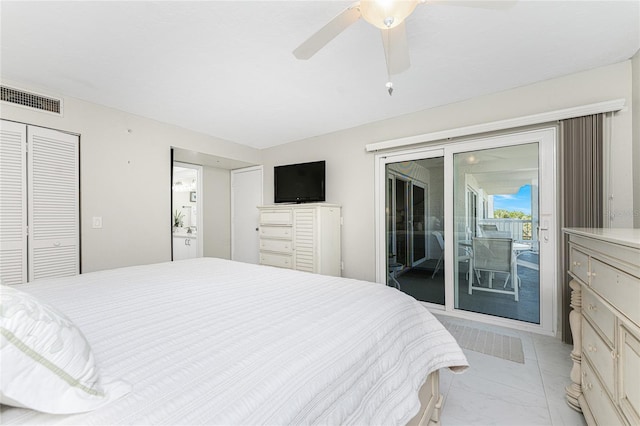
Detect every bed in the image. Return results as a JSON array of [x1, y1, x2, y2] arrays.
[[1, 257, 468, 425]]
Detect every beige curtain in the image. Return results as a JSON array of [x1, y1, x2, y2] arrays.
[[560, 114, 603, 343]]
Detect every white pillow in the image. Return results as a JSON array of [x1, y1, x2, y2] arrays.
[[0, 285, 131, 414]]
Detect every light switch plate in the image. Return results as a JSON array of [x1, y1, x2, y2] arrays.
[[92, 216, 103, 229]]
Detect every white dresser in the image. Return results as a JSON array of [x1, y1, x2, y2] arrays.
[[564, 228, 640, 426], [258, 204, 341, 276]]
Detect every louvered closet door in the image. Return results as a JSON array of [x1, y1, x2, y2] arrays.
[[293, 208, 316, 273], [28, 126, 79, 281], [0, 120, 27, 285]]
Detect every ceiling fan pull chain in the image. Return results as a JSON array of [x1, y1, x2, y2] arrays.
[[385, 29, 393, 96]]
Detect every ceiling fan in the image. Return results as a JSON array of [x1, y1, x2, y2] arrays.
[[293, 0, 514, 95]]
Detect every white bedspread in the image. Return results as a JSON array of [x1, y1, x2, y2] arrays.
[[1, 258, 467, 425]]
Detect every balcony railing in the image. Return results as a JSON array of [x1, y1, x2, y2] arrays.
[[478, 219, 534, 242]]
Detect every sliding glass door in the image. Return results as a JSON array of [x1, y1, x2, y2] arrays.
[[453, 143, 540, 323], [376, 128, 557, 333], [385, 156, 444, 305]]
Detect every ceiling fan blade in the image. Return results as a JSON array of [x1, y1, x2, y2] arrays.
[[293, 3, 362, 60], [381, 22, 410, 75], [430, 0, 517, 10]]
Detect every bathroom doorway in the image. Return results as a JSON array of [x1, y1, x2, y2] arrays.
[[172, 162, 203, 260]]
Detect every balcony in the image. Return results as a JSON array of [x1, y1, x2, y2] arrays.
[[478, 218, 536, 247]]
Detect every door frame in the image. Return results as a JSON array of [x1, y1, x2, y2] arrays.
[[375, 127, 558, 335], [392, 174, 409, 268], [410, 180, 428, 266], [375, 148, 445, 283], [386, 171, 429, 269], [172, 161, 204, 258]]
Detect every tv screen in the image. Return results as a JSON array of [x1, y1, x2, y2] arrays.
[[274, 161, 325, 204]]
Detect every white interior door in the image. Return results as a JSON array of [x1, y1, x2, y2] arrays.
[[28, 126, 79, 281], [1, 121, 79, 284], [0, 120, 27, 285], [231, 166, 263, 264]]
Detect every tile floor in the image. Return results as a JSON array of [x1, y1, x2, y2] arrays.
[[434, 314, 588, 426]]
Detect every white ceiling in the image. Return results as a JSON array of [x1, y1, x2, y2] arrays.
[[1, 1, 638, 149]]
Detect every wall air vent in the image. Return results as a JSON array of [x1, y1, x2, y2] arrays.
[[1, 85, 62, 115]]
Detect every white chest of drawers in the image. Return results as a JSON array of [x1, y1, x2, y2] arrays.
[[258, 204, 341, 276], [564, 228, 640, 426]]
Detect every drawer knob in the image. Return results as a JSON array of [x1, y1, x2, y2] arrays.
[[573, 261, 581, 267], [611, 351, 619, 359], [588, 304, 597, 311], [585, 382, 593, 390]]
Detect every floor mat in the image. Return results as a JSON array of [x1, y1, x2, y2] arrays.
[[440, 320, 525, 364]]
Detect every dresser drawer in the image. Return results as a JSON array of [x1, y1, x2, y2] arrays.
[[260, 209, 292, 225], [570, 247, 590, 284], [260, 252, 293, 269], [619, 322, 640, 425], [591, 259, 640, 326], [583, 319, 615, 397], [583, 286, 616, 346], [260, 226, 292, 239], [582, 358, 624, 426], [260, 238, 292, 253]]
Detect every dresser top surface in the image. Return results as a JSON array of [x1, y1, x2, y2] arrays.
[[564, 227, 640, 249], [258, 203, 341, 209]]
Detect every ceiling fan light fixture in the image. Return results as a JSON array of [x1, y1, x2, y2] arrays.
[[385, 81, 394, 96], [360, 0, 419, 30]]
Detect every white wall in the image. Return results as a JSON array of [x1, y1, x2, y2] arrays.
[[2, 60, 635, 279], [202, 166, 231, 259], [262, 60, 635, 282], [0, 79, 260, 272]]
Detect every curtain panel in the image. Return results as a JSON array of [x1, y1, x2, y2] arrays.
[[560, 114, 604, 343]]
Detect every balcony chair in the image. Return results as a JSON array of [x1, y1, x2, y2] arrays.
[[431, 231, 472, 285], [469, 237, 520, 301], [388, 261, 403, 290]]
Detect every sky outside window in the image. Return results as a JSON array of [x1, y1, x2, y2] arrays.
[[493, 185, 531, 215]]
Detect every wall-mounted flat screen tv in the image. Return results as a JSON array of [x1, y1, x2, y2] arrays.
[[274, 161, 325, 204]]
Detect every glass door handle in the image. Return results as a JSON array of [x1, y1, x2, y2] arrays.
[[537, 220, 550, 241]]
